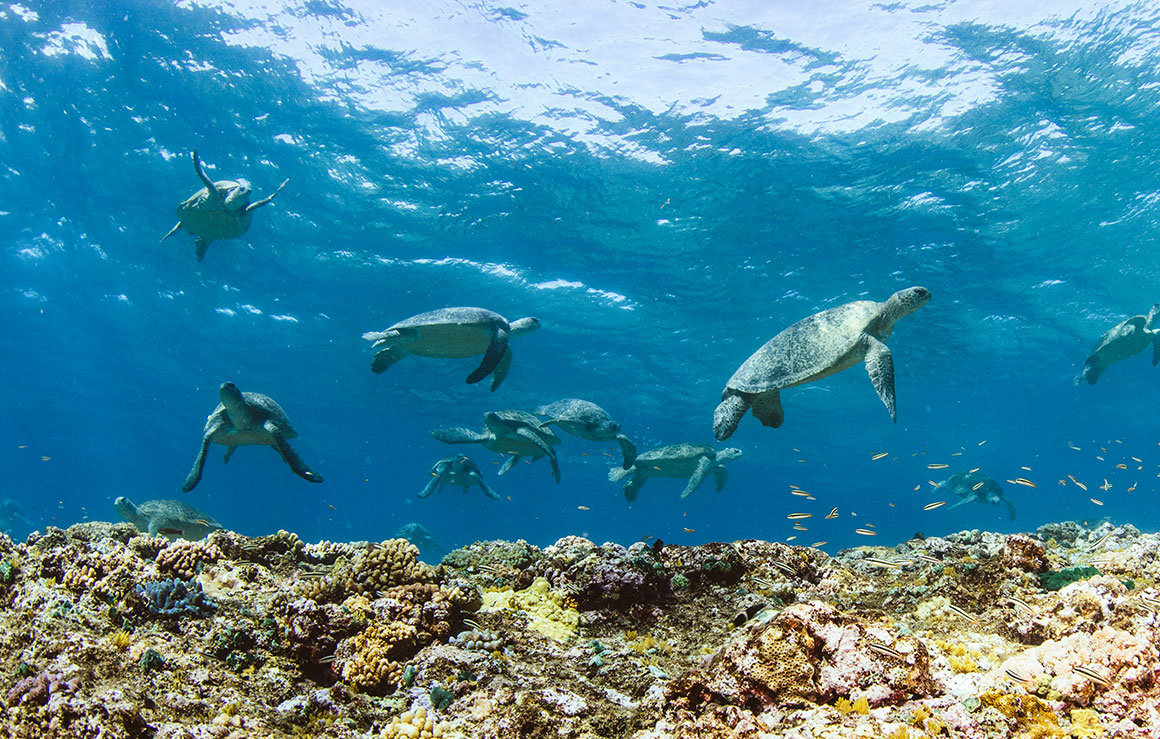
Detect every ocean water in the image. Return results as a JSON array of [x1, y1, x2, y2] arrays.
[[2, 0, 1159, 557]]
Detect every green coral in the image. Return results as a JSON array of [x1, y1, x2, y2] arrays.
[[670, 574, 690, 590], [1038, 565, 1099, 591]]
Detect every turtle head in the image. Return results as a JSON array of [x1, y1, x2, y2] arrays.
[[716, 447, 743, 463], [510, 317, 541, 336], [218, 382, 254, 429], [221, 179, 253, 210], [482, 412, 506, 432], [113, 496, 137, 522], [890, 286, 931, 317]]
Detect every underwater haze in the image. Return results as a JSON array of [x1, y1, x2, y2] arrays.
[[3, 0, 1160, 556]]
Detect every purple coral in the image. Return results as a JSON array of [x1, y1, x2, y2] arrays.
[[6, 669, 79, 707]]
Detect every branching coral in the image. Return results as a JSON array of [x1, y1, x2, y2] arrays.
[[135, 577, 217, 618]]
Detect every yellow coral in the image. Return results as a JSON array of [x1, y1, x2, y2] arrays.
[[834, 697, 853, 715], [380, 707, 456, 738], [852, 696, 870, 715], [1069, 709, 1103, 738], [948, 655, 979, 673], [479, 577, 579, 642], [979, 691, 1064, 738]]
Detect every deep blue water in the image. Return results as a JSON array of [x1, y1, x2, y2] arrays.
[[2, 0, 1160, 557]]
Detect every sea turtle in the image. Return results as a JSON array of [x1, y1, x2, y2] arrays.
[[419, 456, 500, 500], [182, 382, 323, 492], [395, 522, 447, 557], [161, 150, 288, 262], [937, 471, 1016, 521], [1075, 304, 1160, 385], [114, 496, 223, 540], [714, 286, 931, 440], [608, 443, 742, 502], [430, 410, 561, 483], [362, 307, 540, 391], [536, 398, 637, 469]]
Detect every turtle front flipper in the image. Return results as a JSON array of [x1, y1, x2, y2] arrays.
[[712, 464, 729, 492], [420, 462, 451, 498], [863, 336, 897, 422], [161, 222, 182, 242], [192, 150, 217, 193], [1005, 499, 1017, 521], [497, 455, 520, 475], [513, 427, 560, 483], [681, 456, 714, 499], [430, 427, 488, 444], [713, 392, 751, 441], [489, 346, 513, 391], [470, 471, 501, 500], [466, 326, 510, 385], [623, 473, 646, 503], [615, 434, 637, 469], [266, 421, 323, 483], [245, 178, 289, 212], [182, 429, 216, 493], [371, 347, 407, 374], [195, 237, 212, 262]]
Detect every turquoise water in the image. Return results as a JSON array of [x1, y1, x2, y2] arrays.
[[2, 0, 1159, 554]]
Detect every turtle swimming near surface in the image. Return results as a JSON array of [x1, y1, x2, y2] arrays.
[[182, 382, 323, 492], [536, 398, 637, 468], [609, 443, 741, 502], [161, 150, 288, 262], [419, 456, 500, 500], [114, 496, 223, 540], [937, 471, 1016, 521], [362, 307, 540, 391], [430, 410, 561, 483], [714, 286, 931, 440], [1076, 303, 1160, 385]]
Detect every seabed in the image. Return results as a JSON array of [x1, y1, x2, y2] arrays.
[[0, 520, 1157, 738]]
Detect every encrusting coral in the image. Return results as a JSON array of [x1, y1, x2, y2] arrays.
[[0, 520, 1158, 737]]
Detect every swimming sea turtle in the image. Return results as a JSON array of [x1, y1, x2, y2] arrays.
[[161, 150, 288, 262], [114, 496, 224, 540], [430, 410, 561, 483], [1075, 304, 1160, 385], [608, 443, 742, 502], [536, 398, 637, 468], [362, 307, 541, 391], [395, 522, 447, 557], [714, 286, 931, 440], [182, 382, 323, 492], [937, 471, 1016, 521], [420, 456, 500, 500]]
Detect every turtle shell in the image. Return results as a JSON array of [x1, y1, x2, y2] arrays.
[[486, 410, 561, 444], [386, 307, 508, 359], [176, 180, 254, 240], [726, 301, 882, 393], [208, 392, 297, 438], [633, 443, 714, 475]]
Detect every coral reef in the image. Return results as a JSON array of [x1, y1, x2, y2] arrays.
[[0, 520, 1158, 737]]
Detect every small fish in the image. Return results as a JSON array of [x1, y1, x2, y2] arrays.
[[786, 536, 797, 542], [968, 467, 980, 473], [927, 463, 949, 469], [923, 501, 947, 511], [17, 445, 26, 449], [156, 527, 184, 536], [1086, 532, 1112, 551], [978, 440, 987, 446], [867, 642, 904, 660], [863, 557, 902, 569], [463, 618, 482, 631], [41, 456, 51, 462], [810, 541, 827, 547], [1004, 668, 1030, 684], [787, 512, 812, 520], [327, 504, 337, 511], [916, 554, 942, 565], [1137, 595, 1160, 614], [1020, 466, 1032, 471], [683, 527, 695, 533], [928, 480, 940, 487], [790, 489, 811, 497], [1089, 556, 1115, 568], [1096, 455, 1105, 461], [826, 507, 839, 519], [733, 603, 769, 627], [1007, 596, 1035, 616], [1128, 482, 1138, 492], [1116, 463, 1127, 469], [947, 604, 978, 625], [855, 528, 877, 536], [1072, 665, 1111, 689], [1090, 498, 1104, 506], [298, 571, 330, 580], [769, 561, 796, 577], [793, 523, 808, 531], [1100, 479, 1112, 492], [639, 535, 656, 543], [913, 484, 920, 491], [653, 466, 662, 471], [871, 452, 889, 461], [789, 484, 802, 489], [951, 451, 962, 456], [1132, 456, 1142, 463], [749, 576, 776, 590], [1014, 478, 1036, 488], [602, 452, 613, 458], [971, 482, 984, 491], [193, 519, 211, 527], [1068, 442, 1081, 450], [319, 655, 337, 664], [577, 505, 590, 511]]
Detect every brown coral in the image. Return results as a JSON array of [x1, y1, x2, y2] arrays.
[[1004, 534, 1050, 573], [155, 539, 222, 579]]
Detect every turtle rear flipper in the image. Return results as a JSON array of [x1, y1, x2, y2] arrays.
[[195, 236, 212, 262], [750, 389, 784, 429], [223, 446, 236, 464], [1152, 334, 1159, 366], [182, 431, 215, 493], [267, 422, 323, 483], [371, 347, 407, 374], [681, 456, 714, 499], [466, 326, 510, 385], [713, 392, 750, 441], [864, 336, 896, 422], [623, 473, 646, 503], [497, 455, 520, 475], [615, 434, 637, 469], [945, 496, 974, 511], [712, 464, 729, 492], [430, 427, 488, 444], [161, 222, 182, 242], [245, 178, 288, 212], [1005, 499, 1017, 521], [489, 346, 513, 391]]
